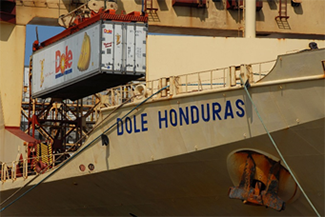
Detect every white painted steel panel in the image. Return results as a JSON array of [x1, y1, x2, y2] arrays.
[[135, 25, 146, 73], [114, 23, 123, 72], [101, 23, 114, 71], [101, 22, 147, 74], [126, 24, 136, 73], [32, 23, 100, 97]]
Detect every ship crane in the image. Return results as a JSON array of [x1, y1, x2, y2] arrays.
[[58, 0, 117, 28], [25, 1, 148, 177], [26, 1, 114, 171]]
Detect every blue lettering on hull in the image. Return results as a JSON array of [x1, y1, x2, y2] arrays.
[[117, 99, 245, 135], [117, 113, 148, 135]]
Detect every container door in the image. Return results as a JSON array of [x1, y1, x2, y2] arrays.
[[135, 25, 147, 73], [126, 23, 136, 74], [101, 21, 147, 75], [101, 23, 114, 72], [114, 23, 123, 73]]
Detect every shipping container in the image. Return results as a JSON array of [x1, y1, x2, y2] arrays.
[[32, 20, 147, 100]]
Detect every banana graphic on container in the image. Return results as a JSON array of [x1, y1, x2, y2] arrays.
[[77, 32, 91, 71]]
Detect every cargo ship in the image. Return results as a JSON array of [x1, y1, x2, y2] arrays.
[[0, 0, 324, 216]]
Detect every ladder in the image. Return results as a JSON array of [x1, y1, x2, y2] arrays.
[[144, 0, 159, 22], [275, 0, 289, 20], [144, 0, 158, 13]]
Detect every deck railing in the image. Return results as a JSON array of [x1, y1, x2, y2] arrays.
[[102, 60, 275, 106], [2, 60, 275, 183], [0, 153, 74, 182]]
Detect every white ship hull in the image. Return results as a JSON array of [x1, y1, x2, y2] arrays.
[[1, 119, 324, 216], [1, 48, 324, 216]]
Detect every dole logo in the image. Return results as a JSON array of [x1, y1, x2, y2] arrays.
[[55, 46, 73, 74], [104, 42, 112, 48], [104, 29, 112, 34]]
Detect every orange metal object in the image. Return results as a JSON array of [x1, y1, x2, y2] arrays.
[[5, 126, 38, 143], [275, 0, 289, 20], [228, 151, 286, 211], [261, 162, 285, 211], [228, 153, 264, 206], [37, 9, 148, 51], [35, 161, 48, 174]]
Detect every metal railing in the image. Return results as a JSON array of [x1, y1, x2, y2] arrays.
[[100, 59, 276, 107], [0, 153, 74, 183], [3, 60, 276, 183]]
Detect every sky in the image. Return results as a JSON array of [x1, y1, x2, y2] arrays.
[[24, 25, 65, 66]]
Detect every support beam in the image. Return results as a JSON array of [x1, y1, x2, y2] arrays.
[[0, 23, 25, 127], [245, 0, 256, 38]]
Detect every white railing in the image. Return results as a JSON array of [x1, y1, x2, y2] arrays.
[[174, 67, 228, 93], [249, 60, 276, 81], [4, 60, 275, 182], [0, 152, 75, 183], [100, 60, 276, 107]]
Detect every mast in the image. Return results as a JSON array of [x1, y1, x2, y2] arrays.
[[245, 0, 256, 38]]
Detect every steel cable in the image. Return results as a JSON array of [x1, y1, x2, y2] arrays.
[[239, 77, 321, 217]]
